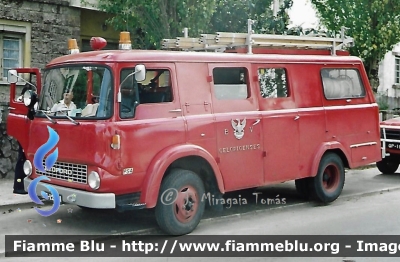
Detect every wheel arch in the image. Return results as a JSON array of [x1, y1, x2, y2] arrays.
[[140, 144, 224, 208], [311, 142, 350, 177]]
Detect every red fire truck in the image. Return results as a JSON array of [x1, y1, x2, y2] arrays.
[[7, 22, 381, 235]]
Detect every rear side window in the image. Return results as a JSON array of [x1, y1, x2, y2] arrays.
[[258, 68, 288, 98], [213, 67, 249, 100], [321, 68, 365, 99]]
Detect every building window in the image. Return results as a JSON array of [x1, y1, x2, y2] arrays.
[[258, 68, 288, 98], [395, 56, 400, 84], [1, 35, 22, 79], [0, 19, 32, 82]]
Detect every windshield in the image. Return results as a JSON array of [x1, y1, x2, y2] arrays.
[[38, 66, 113, 119]]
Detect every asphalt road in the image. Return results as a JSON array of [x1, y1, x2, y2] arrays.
[[2, 167, 400, 262]]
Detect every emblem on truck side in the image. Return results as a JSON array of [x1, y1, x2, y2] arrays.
[[231, 118, 246, 140]]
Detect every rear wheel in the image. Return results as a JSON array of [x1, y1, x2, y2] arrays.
[[155, 168, 205, 235], [310, 153, 345, 203], [377, 159, 399, 174]]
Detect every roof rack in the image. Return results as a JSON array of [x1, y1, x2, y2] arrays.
[[162, 19, 354, 56]]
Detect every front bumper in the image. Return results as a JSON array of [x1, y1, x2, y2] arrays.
[[24, 177, 116, 209], [380, 125, 400, 159]]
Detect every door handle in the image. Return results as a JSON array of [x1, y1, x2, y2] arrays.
[[169, 109, 182, 113], [294, 115, 300, 121], [8, 107, 16, 110]]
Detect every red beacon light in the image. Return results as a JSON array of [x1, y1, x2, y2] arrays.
[[90, 37, 107, 51]]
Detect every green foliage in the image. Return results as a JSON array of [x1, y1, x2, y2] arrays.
[[311, 0, 400, 90], [93, 0, 294, 49], [93, 0, 217, 49], [378, 100, 389, 111], [376, 91, 390, 110], [209, 0, 293, 34]]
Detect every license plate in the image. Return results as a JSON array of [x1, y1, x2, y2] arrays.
[[42, 192, 62, 203], [387, 143, 400, 150]]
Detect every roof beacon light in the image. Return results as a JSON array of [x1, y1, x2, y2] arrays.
[[119, 32, 132, 50], [90, 37, 107, 51], [68, 39, 79, 54]]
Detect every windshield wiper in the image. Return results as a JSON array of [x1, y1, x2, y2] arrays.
[[55, 109, 79, 125], [65, 114, 80, 125], [50, 109, 80, 125], [37, 110, 57, 124]]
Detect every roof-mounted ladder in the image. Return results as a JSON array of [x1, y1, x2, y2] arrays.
[[162, 19, 354, 56]]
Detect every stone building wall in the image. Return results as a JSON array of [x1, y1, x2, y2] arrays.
[[0, 103, 19, 179], [0, 0, 81, 70], [0, 0, 82, 179]]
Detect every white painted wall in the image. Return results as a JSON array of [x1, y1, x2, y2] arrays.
[[378, 43, 400, 98]]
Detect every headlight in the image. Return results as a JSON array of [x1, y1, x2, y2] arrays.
[[88, 171, 100, 190], [23, 160, 32, 176]]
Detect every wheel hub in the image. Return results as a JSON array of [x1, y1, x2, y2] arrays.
[[322, 164, 340, 192], [174, 185, 199, 223], [183, 197, 195, 211]]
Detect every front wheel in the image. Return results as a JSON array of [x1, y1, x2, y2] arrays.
[[310, 153, 345, 203], [155, 168, 205, 235], [377, 159, 399, 174]]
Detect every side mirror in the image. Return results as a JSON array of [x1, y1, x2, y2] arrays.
[[135, 64, 146, 82], [23, 90, 38, 120], [118, 64, 146, 103], [7, 70, 18, 84]]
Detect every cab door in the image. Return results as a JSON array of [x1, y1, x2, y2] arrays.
[[7, 68, 41, 150], [210, 64, 264, 191]]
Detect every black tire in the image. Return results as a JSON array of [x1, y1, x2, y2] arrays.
[[78, 205, 92, 210], [377, 159, 399, 174], [155, 168, 205, 235], [78, 206, 103, 212], [295, 178, 311, 199], [310, 153, 345, 203]]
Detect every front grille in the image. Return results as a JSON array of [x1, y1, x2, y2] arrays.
[[36, 160, 87, 184], [381, 129, 400, 140]]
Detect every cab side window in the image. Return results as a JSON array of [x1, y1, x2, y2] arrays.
[[119, 68, 173, 119], [258, 68, 288, 98], [213, 67, 249, 100], [139, 69, 173, 103], [321, 68, 365, 99]]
